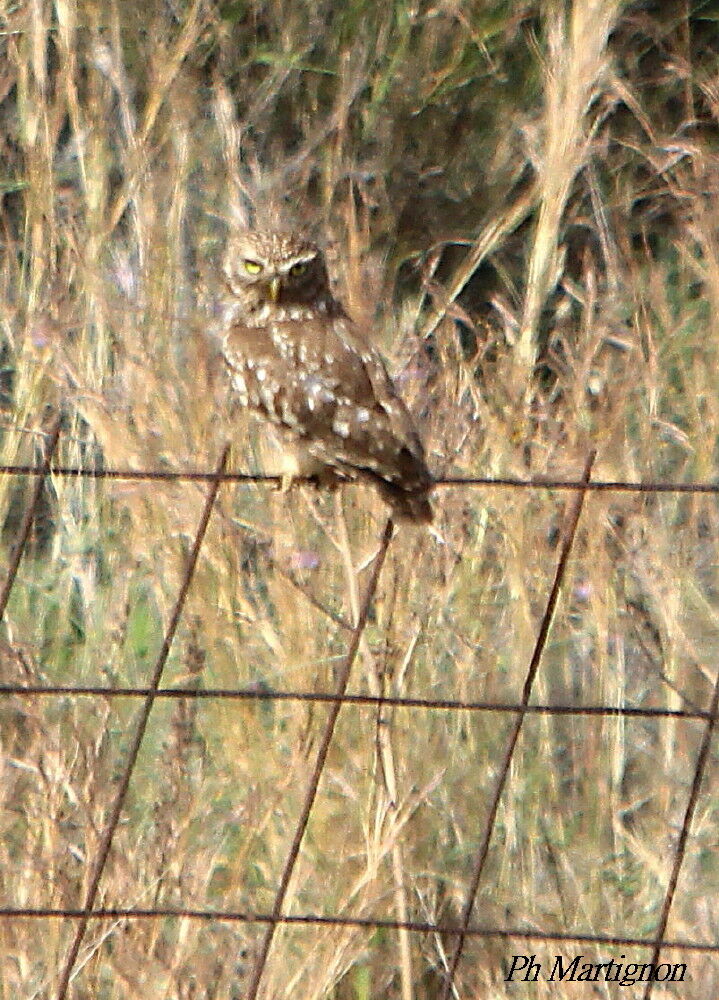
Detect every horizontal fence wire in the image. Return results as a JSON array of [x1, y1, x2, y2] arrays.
[[0, 907, 716, 954], [0, 685, 710, 719], [0, 459, 718, 493], [0, 439, 717, 999]]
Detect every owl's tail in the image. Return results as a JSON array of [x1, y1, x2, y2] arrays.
[[376, 479, 434, 525]]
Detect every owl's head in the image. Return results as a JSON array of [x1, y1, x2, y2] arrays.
[[223, 230, 332, 316]]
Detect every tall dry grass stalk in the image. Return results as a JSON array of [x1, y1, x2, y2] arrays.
[[517, 0, 622, 377]]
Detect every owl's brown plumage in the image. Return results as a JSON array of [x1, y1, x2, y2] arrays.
[[221, 230, 433, 523]]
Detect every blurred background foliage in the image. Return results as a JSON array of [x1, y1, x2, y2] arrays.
[[1, 1, 719, 997]]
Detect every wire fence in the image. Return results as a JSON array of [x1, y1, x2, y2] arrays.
[[4, 457, 719, 493], [1, 425, 717, 1000]]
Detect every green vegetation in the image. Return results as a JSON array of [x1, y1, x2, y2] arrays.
[[1, 1, 718, 996]]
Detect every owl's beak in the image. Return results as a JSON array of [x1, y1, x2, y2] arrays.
[[268, 277, 281, 302]]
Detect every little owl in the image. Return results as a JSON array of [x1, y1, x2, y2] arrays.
[[221, 230, 433, 523]]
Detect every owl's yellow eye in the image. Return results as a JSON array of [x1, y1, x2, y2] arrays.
[[243, 259, 263, 275], [289, 261, 308, 278]]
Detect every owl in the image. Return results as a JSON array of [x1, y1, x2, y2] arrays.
[[220, 230, 433, 523]]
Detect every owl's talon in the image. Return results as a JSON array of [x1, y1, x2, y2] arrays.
[[307, 469, 343, 491], [279, 473, 296, 493]]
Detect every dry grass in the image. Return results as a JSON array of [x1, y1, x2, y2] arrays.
[[1, 1, 718, 997]]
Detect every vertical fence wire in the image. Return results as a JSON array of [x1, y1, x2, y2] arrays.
[[642, 663, 719, 1000], [245, 517, 395, 1000], [54, 444, 230, 1000], [440, 451, 595, 998], [0, 413, 62, 621]]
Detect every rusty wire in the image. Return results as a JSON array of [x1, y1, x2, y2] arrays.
[[0, 906, 717, 954], [441, 451, 596, 997], [54, 445, 230, 1000], [0, 416, 62, 621], [0, 439, 716, 995], [245, 517, 395, 1000], [0, 683, 711, 720], [641, 652, 719, 1000], [0, 458, 718, 493]]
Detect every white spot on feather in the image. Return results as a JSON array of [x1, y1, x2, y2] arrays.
[[304, 376, 337, 409], [381, 400, 401, 419], [333, 420, 351, 438], [280, 396, 301, 427]]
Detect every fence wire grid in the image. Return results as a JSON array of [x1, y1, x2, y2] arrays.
[[1, 424, 718, 1000]]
